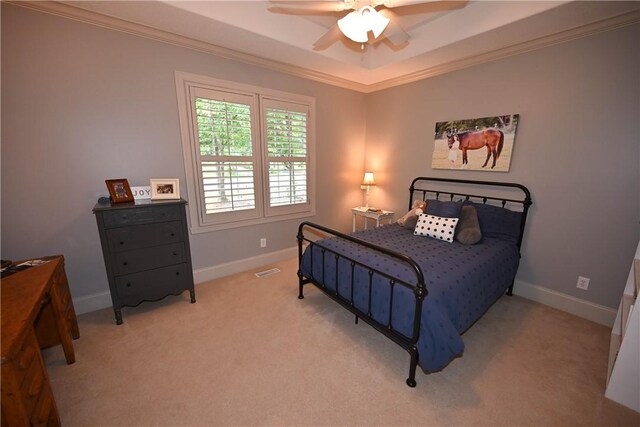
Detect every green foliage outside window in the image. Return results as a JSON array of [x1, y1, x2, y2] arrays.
[[195, 98, 252, 157]]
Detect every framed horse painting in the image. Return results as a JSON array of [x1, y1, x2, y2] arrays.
[[432, 114, 519, 172]]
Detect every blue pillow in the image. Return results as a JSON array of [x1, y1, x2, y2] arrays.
[[425, 200, 463, 218], [466, 201, 522, 244]]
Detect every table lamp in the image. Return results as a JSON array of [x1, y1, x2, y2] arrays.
[[361, 172, 376, 208]]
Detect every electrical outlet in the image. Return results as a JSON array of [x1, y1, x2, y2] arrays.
[[260, 238, 267, 248], [576, 276, 590, 290]]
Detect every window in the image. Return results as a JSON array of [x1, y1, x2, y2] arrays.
[[175, 72, 315, 232]]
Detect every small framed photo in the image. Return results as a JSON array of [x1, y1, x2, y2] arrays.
[[150, 179, 180, 200], [105, 179, 134, 204]]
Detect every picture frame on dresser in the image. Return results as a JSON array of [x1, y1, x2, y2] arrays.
[[105, 178, 134, 204], [150, 178, 180, 200]]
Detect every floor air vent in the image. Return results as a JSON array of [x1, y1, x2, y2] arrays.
[[255, 268, 281, 278]]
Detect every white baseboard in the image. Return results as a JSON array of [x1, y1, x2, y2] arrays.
[[73, 290, 113, 315], [514, 279, 617, 327], [73, 247, 299, 314], [193, 246, 298, 284], [74, 253, 617, 328]]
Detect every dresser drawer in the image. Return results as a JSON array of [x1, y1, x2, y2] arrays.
[[113, 243, 186, 276], [93, 199, 194, 324], [106, 221, 183, 253], [115, 263, 191, 306], [101, 204, 181, 228]]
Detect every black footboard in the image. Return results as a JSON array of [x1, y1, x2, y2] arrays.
[[297, 177, 532, 387], [297, 221, 427, 387]]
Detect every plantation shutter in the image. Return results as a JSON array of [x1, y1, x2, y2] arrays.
[[190, 87, 262, 225], [261, 98, 311, 216]]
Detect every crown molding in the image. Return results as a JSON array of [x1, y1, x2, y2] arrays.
[[7, 0, 369, 92], [366, 8, 640, 93], [7, 1, 640, 94]]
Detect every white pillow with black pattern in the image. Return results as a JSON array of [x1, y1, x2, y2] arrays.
[[413, 213, 459, 243]]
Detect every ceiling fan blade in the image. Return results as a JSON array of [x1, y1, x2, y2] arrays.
[[268, 7, 346, 16], [377, 0, 438, 7], [377, 9, 409, 45], [268, 1, 352, 13], [312, 24, 343, 50], [380, 0, 468, 15]]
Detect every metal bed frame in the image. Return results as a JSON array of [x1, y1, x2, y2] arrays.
[[297, 177, 532, 387]]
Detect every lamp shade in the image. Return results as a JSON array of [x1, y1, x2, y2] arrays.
[[337, 10, 368, 43], [362, 172, 376, 186], [338, 6, 389, 43], [361, 6, 390, 38]]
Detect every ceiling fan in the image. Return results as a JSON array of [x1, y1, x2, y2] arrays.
[[268, 0, 467, 51]]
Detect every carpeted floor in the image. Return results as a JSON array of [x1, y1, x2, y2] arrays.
[[43, 257, 639, 426]]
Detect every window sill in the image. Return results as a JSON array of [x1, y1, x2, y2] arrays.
[[188, 209, 316, 234]]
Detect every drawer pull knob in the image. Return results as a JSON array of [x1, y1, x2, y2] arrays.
[[123, 262, 128, 266], [126, 283, 131, 287], [175, 272, 180, 276], [119, 241, 125, 245], [173, 252, 177, 256], [170, 233, 175, 237]]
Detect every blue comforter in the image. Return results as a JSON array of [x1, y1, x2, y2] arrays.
[[300, 223, 520, 373]]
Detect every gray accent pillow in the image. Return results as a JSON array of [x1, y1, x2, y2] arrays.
[[455, 205, 482, 245]]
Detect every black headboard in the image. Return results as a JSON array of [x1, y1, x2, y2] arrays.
[[408, 177, 532, 250]]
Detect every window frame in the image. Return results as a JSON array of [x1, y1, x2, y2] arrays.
[[260, 97, 312, 218], [175, 71, 316, 233]]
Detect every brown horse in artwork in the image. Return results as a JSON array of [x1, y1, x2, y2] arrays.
[[447, 128, 504, 169]]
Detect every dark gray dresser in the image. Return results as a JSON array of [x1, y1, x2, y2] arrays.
[[93, 198, 195, 324]]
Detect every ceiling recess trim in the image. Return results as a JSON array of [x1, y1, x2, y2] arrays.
[[7, 0, 369, 92], [367, 9, 640, 93], [8, 1, 640, 94]]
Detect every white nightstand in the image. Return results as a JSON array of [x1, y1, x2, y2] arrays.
[[352, 207, 395, 232]]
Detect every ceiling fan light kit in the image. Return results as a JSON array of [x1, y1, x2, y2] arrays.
[[270, 0, 466, 51], [337, 6, 390, 43]]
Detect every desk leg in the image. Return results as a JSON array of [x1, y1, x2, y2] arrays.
[[364, 218, 368, 230], [352, 213, 356, 232], [49, 286, 76, 364]]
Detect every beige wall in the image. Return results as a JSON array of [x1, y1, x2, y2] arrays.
[[364, 23, 640, 309], [2, 4, 638, 311], [1, 4, 366, 299]]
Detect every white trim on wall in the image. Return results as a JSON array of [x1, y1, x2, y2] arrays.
[[9, 1, 640, 94], [74, 251, 617, 328], [513, 279, 617, 327], [73, 247, 298, 315], [192, 246, 298, 284], [7, 0, 367, 92]]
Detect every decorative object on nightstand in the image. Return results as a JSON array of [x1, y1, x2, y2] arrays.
[[352, 206, 394, 232], [360, 172, 376, 208], [92, 198, 196, 325]]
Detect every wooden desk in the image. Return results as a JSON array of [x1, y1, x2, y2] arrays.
[[1, 256, 79, 426]]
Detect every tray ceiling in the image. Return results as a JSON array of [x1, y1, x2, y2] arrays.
[[15, 1, 640, 92]]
